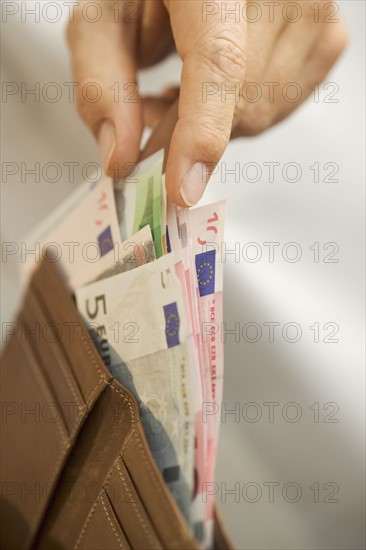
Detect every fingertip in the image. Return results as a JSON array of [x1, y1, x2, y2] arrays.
[[166, 154, 210, 208], [101, 115, 143, 180], [179, 162, 208, 206]]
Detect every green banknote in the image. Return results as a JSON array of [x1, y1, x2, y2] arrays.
[[132, 153, 164, 258]]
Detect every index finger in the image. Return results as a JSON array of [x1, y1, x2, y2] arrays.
[[164, 0, 247, 206]]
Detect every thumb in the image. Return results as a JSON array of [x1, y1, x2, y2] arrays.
[[67, 0, 143, 179], [164, 0, 247, 206]]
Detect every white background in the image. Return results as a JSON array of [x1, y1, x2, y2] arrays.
[[1, 1, 365, 548]]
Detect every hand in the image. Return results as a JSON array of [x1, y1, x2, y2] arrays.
[[67, 0, 347, 206]]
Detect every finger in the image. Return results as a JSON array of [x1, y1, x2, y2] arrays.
[[229, 10, 286, 131], [142, 97, 175, 129], [164, 0, 247, 206], [234, 5, 347, 136], [237, 7, 323, 136], [139, 99, 179, 163], [67, 0, 143, 179], [142, 88, 180, 128], [137, 0, 175, 68], [272, 20, 348, 124]]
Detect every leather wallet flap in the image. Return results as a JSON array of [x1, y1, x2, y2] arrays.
[[1, 259, 234, 550]]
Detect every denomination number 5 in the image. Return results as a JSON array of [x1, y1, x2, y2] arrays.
[[86, 295, 106, 319]]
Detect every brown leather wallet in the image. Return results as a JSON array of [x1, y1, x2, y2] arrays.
[[1, 258, 234, 550]]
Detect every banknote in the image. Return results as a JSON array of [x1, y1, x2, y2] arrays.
[[161, 174, 168, 254], [116, 150, 165, 258], [176, 207, 208, 399], [168, 203, 208, 543], [189, 201, 226, 407], [75, 253, 195, 525], [93, 226, 155, 281], [188, 200, 226, 547], [21, 176, 123, 289]]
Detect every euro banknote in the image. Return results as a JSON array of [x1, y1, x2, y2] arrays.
[[75, 253, 195, 525], [21, 176, 123, 289], [188, 201, 226, 544], [94, 226, 155, 281], [116, 150, 165, 258], [167, 201, 207, 543]]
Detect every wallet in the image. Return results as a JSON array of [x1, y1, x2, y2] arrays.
[[0, 258, 234, 550]]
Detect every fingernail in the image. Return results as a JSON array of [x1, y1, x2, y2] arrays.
[[180, 162, 208, 206], [98, 120, 115, 173]]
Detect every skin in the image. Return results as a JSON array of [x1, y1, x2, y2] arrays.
[[67, 0, 348, 206]]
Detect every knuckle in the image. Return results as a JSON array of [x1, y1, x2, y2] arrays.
[[234, 99, 246, 121], [238, 102, 274, 136], [193, 34, 246, 81], [74, 79, 106, 131], [186, 115, 230, 159]]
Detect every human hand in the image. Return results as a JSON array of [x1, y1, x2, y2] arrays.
[[67, 0, 347, 206]]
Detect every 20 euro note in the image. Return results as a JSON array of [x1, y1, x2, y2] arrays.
[[75, 254, 195, 526]]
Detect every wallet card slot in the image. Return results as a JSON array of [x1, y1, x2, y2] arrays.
[[16, 319, 70, 441], [1, 329, 69, 548], [35, 384, 134, 549], [122, 430, 198, 550], [74, 491, 131, 550], [22, 289, 87, 437], [105, 456, 163, 549], [31, 260, 112, 408]]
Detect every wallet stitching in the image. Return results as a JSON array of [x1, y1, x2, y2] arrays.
[[124, 430, 190, 541], [28, 290, 85, 415], [47, 266, 106, 381], [119, 427, 136, 457], [109, 382, 136, 423], [48, 267, 138, 425], [74, 458, 119, 549], [34, 267, 107, 421], [17, 326, 75, 518], [100, 494, 125, 549], [28, 285, 94, 443], [85, 378, 104, 410], [116, 459, 159, 547], [73, 493, 101, 549], [18, 325, 69, 449]]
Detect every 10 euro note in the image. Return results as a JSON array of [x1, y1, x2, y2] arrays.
[[20, 176, 123, 290], [167, 201, 208, 544], [189, 200, 226, 405], [75, 254, 195, 527], [189, 200, 226, 544]]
